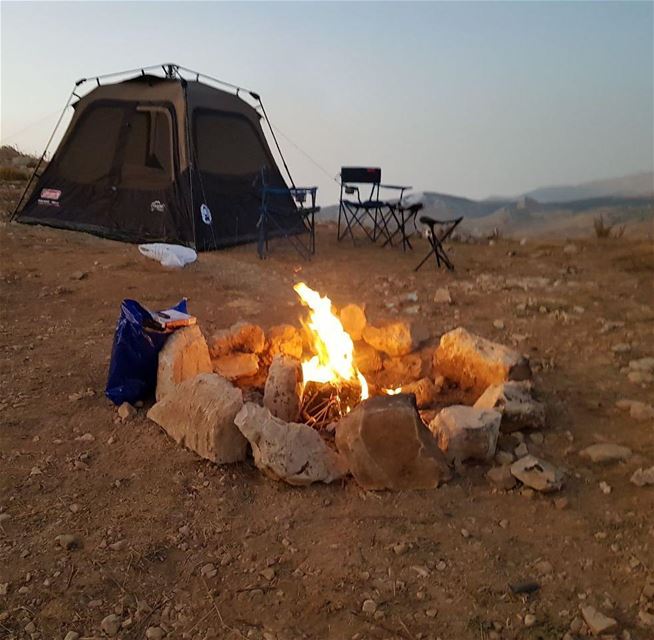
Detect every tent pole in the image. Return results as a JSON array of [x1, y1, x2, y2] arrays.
[[256, 98, 296, 190], [10, 86, 77, 221], [180, 78, 197, 250]]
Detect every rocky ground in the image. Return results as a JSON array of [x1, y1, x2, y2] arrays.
[[1, 191, 653, 639]]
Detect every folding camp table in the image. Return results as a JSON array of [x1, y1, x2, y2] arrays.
[[414, 215, 463, 271], [380, 202, 424, 252], [257, 169, 319, 260]]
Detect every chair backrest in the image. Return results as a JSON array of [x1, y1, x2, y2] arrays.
[[341, 167, 381, 185], [340, 167, 381, 203]]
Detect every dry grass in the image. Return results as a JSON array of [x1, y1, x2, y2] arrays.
[[593, 214, 626, 239], [0, 166, 29, 181]]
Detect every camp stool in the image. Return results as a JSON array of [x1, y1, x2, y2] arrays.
[[257, 169, 319, 260], [414, 215, 463, 271]]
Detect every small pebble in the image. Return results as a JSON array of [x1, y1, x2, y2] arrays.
[[362, 599, 377, 615]]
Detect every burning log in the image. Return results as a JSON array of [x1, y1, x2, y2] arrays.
[[300, 380, 362, 430]]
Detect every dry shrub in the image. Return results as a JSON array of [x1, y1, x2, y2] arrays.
[[594, 214, 625, 239], [0, 166, 29, 181]]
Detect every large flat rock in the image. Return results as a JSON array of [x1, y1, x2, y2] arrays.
[[234, 403, 348, 486], [148, 373, 247, 464], [510, 454, 564, 492], [435, 327, 531, 393], [474, 381, 545, 432], [335, 394, 451, 490], [156, 325, 213, 401]]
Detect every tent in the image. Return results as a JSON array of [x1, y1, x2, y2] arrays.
[[14, 64, 300, 250]]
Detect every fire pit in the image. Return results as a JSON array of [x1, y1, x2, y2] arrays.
[[145, 281, 554, 492]]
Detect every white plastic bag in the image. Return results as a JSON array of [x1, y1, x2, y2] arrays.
[[138, 243, 198, 268]]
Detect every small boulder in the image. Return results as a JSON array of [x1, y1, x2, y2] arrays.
[[433, 287, 453, 305], [55, 534, 81, 550], [435, 327, 531, 393], [382, 353, 423, 384], [630, 466, 654, 487], [486, 465, 517, 490], [580, 606, 618, 635], [264, 355, 303, 422], [266, 324, 304, 360], [117, 402, 137, 421], [353, 342, 382, 375], [362, 321, 429, 357], [340, 304, 367, 341], [474, 381, 545, 432], [156, 325, 213, 401], [624, 401, 654, 421], [212, 353, 259, 381], [147, 373, 247, 464], [399, 378, 439, 409], [579, 443, 632, 464], [510, 455, 564, 492], [210, 322, 265, 357], [335, 394, 451, 491], [101, 614, 121, 638], [234, 403, 348, 485], [145, 627, 165, 640], [429, 405, 501, 463], [629, 357, 654, 373]]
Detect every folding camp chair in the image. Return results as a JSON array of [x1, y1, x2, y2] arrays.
[[338, 167, 383, 243], [257, 169, 319, 260], [414, 215, 463, 271]]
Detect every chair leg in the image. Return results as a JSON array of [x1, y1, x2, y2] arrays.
[[337, 204, 343, 242], [414, 240, 436, 272], [436, 242, 454, 270], [257, 212, 266, 259]]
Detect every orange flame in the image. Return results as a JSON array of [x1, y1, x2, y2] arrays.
[[293, 282, 368, 402]]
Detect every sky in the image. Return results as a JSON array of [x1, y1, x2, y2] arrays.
[[1, 1, 653, 204]]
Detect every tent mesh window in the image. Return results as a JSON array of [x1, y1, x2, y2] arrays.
[[121, 106, 174, 188], [57, 105, 124, 184], [194, 109, 270, 176]]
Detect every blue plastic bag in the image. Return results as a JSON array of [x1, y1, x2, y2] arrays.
[[105, 298, 188, 405]]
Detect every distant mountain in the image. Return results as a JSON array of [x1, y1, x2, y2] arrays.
[[520, 172, 653, 203], [318, 191, 513, 224], [316, 171, 654, 238]]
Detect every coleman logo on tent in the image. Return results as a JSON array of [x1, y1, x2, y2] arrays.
[[37, 188, 62, 207], [200, 203, 213, 225], [150, 200, 166, 213], [40, 188, 61, 201]]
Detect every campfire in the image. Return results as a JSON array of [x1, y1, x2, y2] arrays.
[[293, 282, 368, 428], [145, 279, 549, 492]]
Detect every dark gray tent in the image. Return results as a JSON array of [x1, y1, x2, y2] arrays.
[[14, 64, 300, 250]]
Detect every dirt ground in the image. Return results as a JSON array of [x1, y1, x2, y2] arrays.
[[1, 185, 653, 640]]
